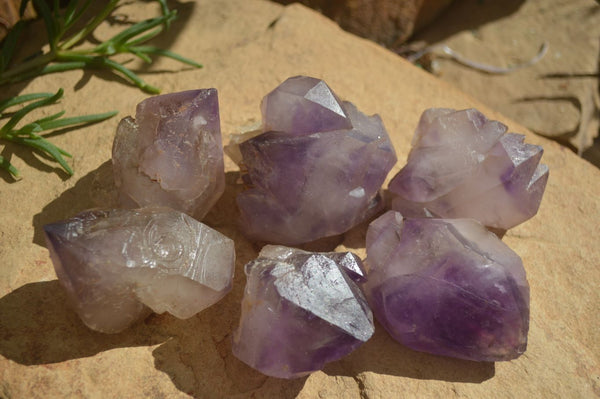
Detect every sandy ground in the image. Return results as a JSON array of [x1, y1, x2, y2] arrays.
[[410, 0, 600, 166]]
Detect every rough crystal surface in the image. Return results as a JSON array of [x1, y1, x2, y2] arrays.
[[364, 210, 530, 362], [228, 76, 397, 245], [112, 89, 225, 219], [388, 108, 549, 230], [232, 245, 374, 379], [44, 207, 235, 333]]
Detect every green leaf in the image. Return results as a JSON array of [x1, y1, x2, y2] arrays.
[[33, 0, 59, 49], [0, 92, 54, 114], [130, 49, 153, 64], [133, 45, 203, 68], [63, 0, 82, 27], [19, 0, 31, 17], [13, 135, 73, 175], [100, 58, 160, 94], [0, 20, 25, 72], [0, 154, 20, 179], [0, 88, 116, 179], [124, 27, 164, 47], [99, 11, 175, 51], [40, 61, 89, 74], [155, 0, 171, 29], [35, 110, 66, 124], [0, 89, 63, 136], [60, 0, 120, 50], [38, 110, 118, 130]]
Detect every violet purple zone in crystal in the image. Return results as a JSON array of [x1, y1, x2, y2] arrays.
[[229, 76, 397, 245], [112, 89, 225, 219], [44, 207, 235, 333], [388, 108, 548, 230], [364, 211, 530, 362], [232, 245, 374, 379]]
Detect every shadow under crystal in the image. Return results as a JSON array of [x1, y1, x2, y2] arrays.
[[323, 320, 496, 383]]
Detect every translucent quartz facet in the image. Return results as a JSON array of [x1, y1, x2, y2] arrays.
[[229, 76, 397, 245], [112, 89, 225, 219], [232, 245, 374, 379], [44, 207, 235, 333], [364, 211, 530, 362], [389, 108, 549, 230]]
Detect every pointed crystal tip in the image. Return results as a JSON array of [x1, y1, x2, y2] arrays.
[[389, 108, 549, 229], [232, 245, 373, 378]]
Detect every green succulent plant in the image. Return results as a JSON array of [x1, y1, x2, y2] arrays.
[[0, 0, 202, 179]]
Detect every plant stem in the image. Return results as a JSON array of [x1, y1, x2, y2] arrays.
[[0, 52, 55, 84]]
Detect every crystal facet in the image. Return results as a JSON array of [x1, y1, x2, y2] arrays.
[[44, 207, 235, 333], [228, 76, 397, 245], [364, 210, 530, 361], [112, 89, 225, 219], [232, 245, 374, 378], [389, 108, 549, 230]]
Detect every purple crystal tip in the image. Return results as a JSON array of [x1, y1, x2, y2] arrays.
[[388, 108, 549, 230], [112, 89, 225, 219], [44, 207, 235, 333], [232, 245, 374, 379], [364, 211, 530, 362], [228, 75, 397, 245]]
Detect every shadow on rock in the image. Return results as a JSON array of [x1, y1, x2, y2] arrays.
[[133, 0, 197, 74], [26, 166, 299, 396], [149, 172, 307, 397], [323, 322, 495, 383], [151, 312, 307, 398], [32, 160, 118, 246], [0, 280, 170, 365], [415, 0, 525, 44]]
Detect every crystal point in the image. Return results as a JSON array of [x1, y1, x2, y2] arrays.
[[230, 76, 397, 245], [364, 211, 530, 362], [389, 108, 548, 229], [112, 89, 225, 219], [44, 207, 235, 333], [260, 76, 352, 135], [232, 245, 374, 379]]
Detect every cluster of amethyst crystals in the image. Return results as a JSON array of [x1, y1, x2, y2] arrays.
[[45, 89, 235, 334], [44, 207, 235, 333], [42, 78, 545, 376], [364, 211, 530, 362], [228, 76, 397, 245], [389, 108, 549, 230], [232, 245, 374, 379], [112, 89, 225, 219], [359, 108, 546, 362]]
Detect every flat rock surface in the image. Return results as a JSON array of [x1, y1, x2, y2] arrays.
[[0, 1, 598, 398], [414, 0, 600, 161]]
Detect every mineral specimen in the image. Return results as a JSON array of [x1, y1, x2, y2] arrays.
[[232, 245, 374, 378], [44, 207, 235, 333], [228, 76, 397, 245], [112, 89, 225, 219], [364, 211, 530, 362], [388, 108, 548, 230]]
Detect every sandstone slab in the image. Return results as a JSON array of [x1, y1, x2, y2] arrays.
[[0, 1, 598, 398]]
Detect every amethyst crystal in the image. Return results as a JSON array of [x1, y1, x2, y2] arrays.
[[389, 108, 548, 230], [44, 207, 235, 333], [232, 245, 374, 378], [228, 76, 397, 245], [112, 89, 225, 219], [364, 211, 530, 361]]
